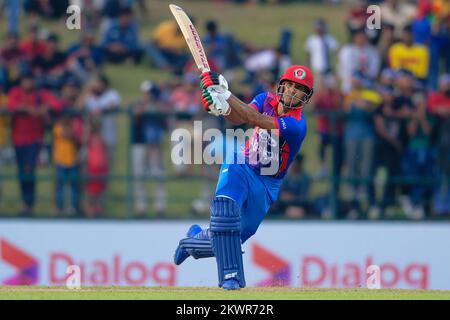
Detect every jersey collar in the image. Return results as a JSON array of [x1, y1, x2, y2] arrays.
[[268, 92, 303, 120]]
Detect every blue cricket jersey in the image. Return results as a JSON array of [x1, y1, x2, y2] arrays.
[[243, 92, 307, 180]]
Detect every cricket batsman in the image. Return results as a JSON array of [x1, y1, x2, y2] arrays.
[[174, 65, 314, 290]]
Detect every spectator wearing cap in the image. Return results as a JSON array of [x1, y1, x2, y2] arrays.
[[7, 73, 62, 216], [31, 33, 68, 90], [101, 7, 142, 64], [428, 74, 450, 216], [338, 27, 380, 93], [130, 80, 168, 217], [305, 19, 339, 78], [343, 71, 381, 219], [19, 24, 47, 62], [388, 26, 429, 85], [0, 32, 28, 92], [67, 31, 104, 82]]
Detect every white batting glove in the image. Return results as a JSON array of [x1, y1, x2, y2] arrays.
[[201, 85, 231, 117], [207, 85, 231, 116]]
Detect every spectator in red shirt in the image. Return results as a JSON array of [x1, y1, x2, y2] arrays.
[[19, 24, 47, 62], [7, 72, 62, 216], [85, 120, 109, 218], [428, 74, 450, 215], [428, 74, 450, 116]]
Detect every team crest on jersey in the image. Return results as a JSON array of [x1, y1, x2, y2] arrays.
[[293, 68, 306, 80]]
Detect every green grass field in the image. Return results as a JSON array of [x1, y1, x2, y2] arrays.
[[1, 286, 450, 300]]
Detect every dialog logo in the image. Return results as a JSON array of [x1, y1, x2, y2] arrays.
[[0, 238, 38, 285], [252, 242, 291, 286]]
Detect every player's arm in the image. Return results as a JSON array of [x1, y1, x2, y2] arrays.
[[223, 107, 245, 125], [226, 94, 277, 130], [200, 71, 277, 129]]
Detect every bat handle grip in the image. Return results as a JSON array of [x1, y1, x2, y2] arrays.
[[200, 67, 210, 74]]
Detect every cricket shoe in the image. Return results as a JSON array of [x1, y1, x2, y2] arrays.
[[174, 224, 203, 265], [222, 279, 241, 291]]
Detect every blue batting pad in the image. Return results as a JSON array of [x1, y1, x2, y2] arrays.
[[210, 196, 246, 288]]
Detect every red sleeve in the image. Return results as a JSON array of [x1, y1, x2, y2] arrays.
[[427, 93, 439, 113], [7, 88, 21, 111], [42, 90, 63, 112]]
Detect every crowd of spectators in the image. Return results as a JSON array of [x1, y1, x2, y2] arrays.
[[0, 0, 448, 220], [297, 0, 450, 219]]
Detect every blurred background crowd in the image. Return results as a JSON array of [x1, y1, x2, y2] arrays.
[[0, 0, 449, 220]]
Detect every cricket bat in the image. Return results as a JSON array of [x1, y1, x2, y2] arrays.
[[169, 4, 210, 73]]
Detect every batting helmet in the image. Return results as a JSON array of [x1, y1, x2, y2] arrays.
[[277, 65, 314, 108]]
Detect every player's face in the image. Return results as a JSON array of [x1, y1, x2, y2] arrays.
[[279, 81, 308, 108]]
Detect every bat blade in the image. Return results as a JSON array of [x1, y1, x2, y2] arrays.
[[169, 4, 210, 73]]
